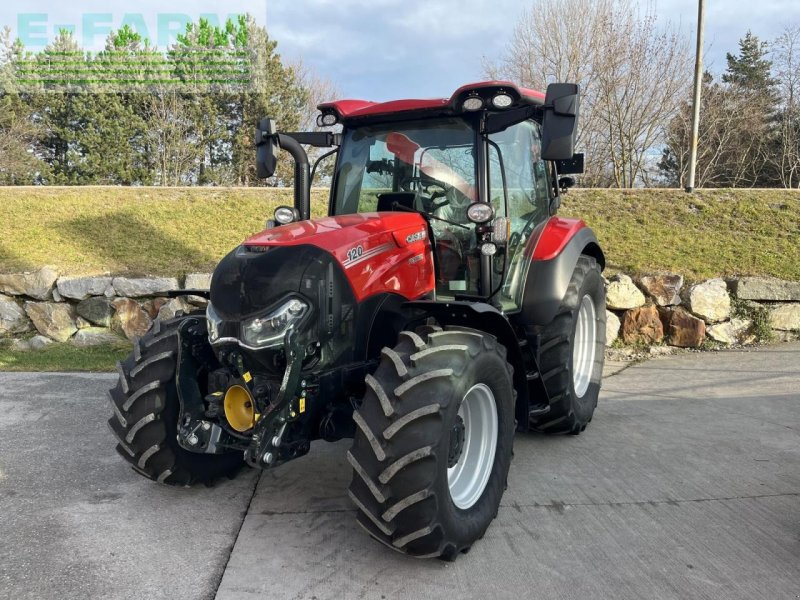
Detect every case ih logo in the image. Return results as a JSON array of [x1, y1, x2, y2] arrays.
[[405, 230, 427, 244]]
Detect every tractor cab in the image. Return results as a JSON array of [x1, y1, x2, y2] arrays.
[[257, 81, 585, 311]]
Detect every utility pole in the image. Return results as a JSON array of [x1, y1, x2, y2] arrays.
[[686, 0, 705, 192]]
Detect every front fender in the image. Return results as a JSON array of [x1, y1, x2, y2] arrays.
[[521, 218, 604, 327]]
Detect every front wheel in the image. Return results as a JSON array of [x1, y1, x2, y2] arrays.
[[107, 317, 244, 486], [530, 255, 606, 434], [347, 326, 515, 560]]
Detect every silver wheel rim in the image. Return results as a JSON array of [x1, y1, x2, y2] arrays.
[[572, 294, 597, 398], [447, 383, 498, 510]]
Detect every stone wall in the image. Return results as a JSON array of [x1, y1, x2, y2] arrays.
[[605, 274, 800, 349], [0, 268, 210, 351], [1, 267, 799, 353]]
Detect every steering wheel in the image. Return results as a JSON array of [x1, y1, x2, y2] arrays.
[[400, 176, 450, 213]]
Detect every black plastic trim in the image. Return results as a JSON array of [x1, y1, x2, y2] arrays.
[[520, 227, 604, 327]]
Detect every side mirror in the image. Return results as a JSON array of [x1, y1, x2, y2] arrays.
[[541, 83, 580, 161], [256, 118, 278, 179]]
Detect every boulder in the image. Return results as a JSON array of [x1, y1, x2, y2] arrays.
[[622, 305, 664, 345], [0, 294, 32, 336], [56, 276, 113, 300], [0, 267, 59, 300], [156, 297, 194, 321], [638, 274, 683, 306], [606, 274, 646, 310], [186, 295, 209, 308], [29, 335, 54, 350], [769, 304, 800, 331], [24, 301, 78, 342], [685, 279, 731, 323], [72, 327, 126, 347], [707, 318, 753, 345], [184, 273, 212, 290], [141, 297, 169, 320], [731, 277, 800, 302], [76, 296, 116, 327], [10, 338, 31, 352], [660, 307, 705, 348], [605, 310, 621, 347], [112, 298, 153, 340], [112, 277, 180, 298]]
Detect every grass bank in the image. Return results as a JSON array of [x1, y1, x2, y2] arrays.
[[0, 342, 129, 372], [0, 186, 798, 280]]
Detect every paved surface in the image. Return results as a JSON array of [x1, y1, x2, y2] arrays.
[[0, 373, 258, 600], [1, 344, 798, 600]]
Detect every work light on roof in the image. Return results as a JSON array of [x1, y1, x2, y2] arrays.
[[462, 96, 484, 112], [491, 93, 514, 109], [320, 113, 338, 126]]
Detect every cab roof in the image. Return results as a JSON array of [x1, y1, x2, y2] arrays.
[[317, 81, 545, 125]]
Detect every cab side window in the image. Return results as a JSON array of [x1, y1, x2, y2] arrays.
[[488, 120, 550, 225], [488, 120, 552, 311]]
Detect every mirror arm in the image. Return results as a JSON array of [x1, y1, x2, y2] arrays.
[[282, 132, 342, 148]]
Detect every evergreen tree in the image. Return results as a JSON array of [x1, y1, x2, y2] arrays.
[[723, 31, 776, 91]]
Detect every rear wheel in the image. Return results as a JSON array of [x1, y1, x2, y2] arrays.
[[107, 317, 243, 486], [530, 255, 605, 434], [347, 326, 515, 560]]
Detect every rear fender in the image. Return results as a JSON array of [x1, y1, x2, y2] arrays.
[[521, 218, 604, 327], [403, 300, 532, 429]]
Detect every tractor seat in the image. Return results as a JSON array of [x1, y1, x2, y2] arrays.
[[377, 192, 417, 212]]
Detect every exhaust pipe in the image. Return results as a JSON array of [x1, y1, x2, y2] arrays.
[[277, 134, 310, 221]]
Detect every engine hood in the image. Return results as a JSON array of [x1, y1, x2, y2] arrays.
[[210, 212, 434, 320], [243, 212, 428, 265]]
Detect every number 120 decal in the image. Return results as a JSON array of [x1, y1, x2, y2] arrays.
[[346, 245, 364, 262]]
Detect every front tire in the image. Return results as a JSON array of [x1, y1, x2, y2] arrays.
[[347, 326, 515, 560], [530, 255, 606, 434], [107, 317, 243, 486]]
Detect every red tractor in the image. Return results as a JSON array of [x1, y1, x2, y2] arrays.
[[108, 81, 606, 560]]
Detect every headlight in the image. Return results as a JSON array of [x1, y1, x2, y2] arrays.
[[240, 297, 309, 349], [206, 303, 223, 343], [467, 202, 494, 224]]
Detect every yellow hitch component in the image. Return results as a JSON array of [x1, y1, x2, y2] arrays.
[[223, 385, 260, 433]]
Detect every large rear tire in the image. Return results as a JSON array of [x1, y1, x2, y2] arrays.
[[530, 255, 606, 434], [107, 317, 244, 486], [347, 326, 515, 560]]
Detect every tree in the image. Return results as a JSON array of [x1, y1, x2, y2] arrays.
[[659, 73, 768, 188], [485, 0, 690, 187], [0, 15, 313, 188], [771, 26, 800, 188], [723, 31, 776, 91], [0, 28, 43, 183], [660, 32, 783, 188]]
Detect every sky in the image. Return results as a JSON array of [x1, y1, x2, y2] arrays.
[[2, 0, 799, 101]]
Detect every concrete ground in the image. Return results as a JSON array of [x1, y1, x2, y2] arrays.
[[1, 344, 798, 600]]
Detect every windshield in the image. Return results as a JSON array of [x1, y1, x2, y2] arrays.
[[332, 118, 476, 214], [332, 118, 481, 296]]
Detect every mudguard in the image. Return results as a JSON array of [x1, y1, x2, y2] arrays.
[[521, 217, 604, 327]]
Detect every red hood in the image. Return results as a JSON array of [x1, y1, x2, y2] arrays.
[[245, 212, 428, 260], [243, 212, 435, 302]]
